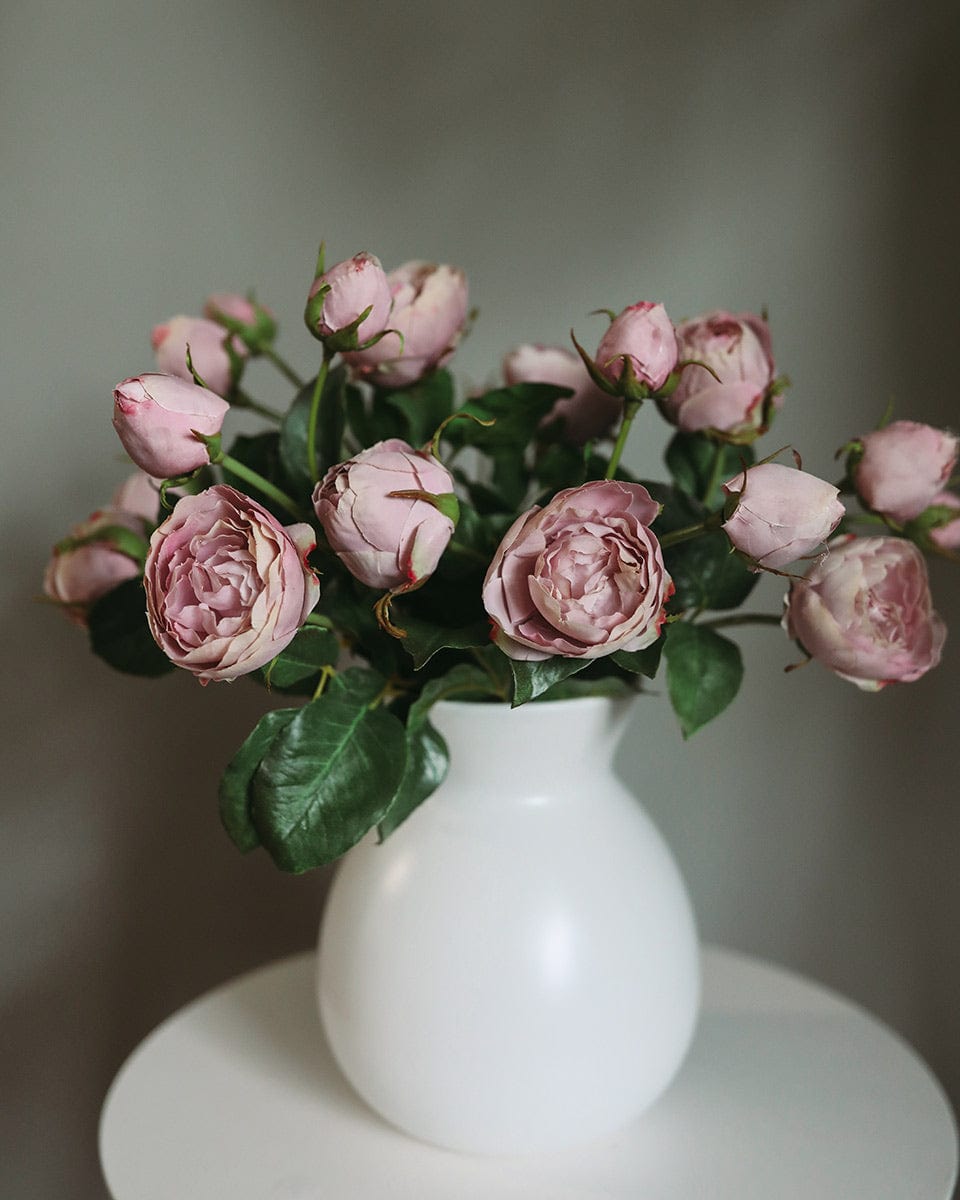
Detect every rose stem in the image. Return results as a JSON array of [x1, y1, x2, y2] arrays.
[[604, 399, 642, 479], [307, 350, 333, 482], [218, 454, 310, 522], [262, 346, 305, 389], [231, 389, 284, 422]]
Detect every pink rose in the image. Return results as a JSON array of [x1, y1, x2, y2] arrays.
[[314, 439, 456, 590], [203, 293, 261, 327], [111, 471, 162, 523], [482, 480, 673, 661], [43, 509, 147, 626], [594, 302, 678, 395], [853, 420, 958, 524], [783, 535, 946, 691], [659, 311, 776, 440], [721, 463, 845, 571], [151, 315, 246, 397], [144, 484, 320, 683], [502, 344, 623, 445], [307, 252, 392, 343], [928, 491, 960, 550], [343, 261, 469, 388], [113, 373, 229, 479]]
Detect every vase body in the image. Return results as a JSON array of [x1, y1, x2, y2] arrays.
[[316, 696, 700, 1155]]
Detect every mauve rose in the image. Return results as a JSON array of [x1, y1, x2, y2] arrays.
[[113, 373, 229, 479], [482, 480, 673, 661], [928, 492, 960, 550], [203, 293, 260, 327], [144, 484, 320, 683], [594, 302, 678, 394], [152, 315, 246, 397], [343, 261, 469, 388], [313, 439, 456, 590], [783, 535, 946, 691], [722, 463, 845, 571], [503, 344, 623, 445], [659, 311, 776, 440], [43, 509, 147, 626], [854, 420, 958, 524], [308, 252, 392, 342], [111, 471, 162, 524]]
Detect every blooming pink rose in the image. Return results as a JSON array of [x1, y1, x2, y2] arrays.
[[783, 535, 946, 691], [152, 315, 246, 397], [313, 439, 456, 590], [928, 491, 960, 550], [659, 311, 776, 440], [343, 261, 469, 388], [853, 420, 958, 524], [482, 480, 673, 661], [144, 485, 320, 683], [722, 463, 844, 571], [43, 509, 147, 626], [503, 344, 623, 445], [594, 302, 678, 394], [113, 373, 229, 479], [308, 252, 392, 342]]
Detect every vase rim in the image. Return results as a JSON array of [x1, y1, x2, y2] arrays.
[[431, 693, 638, 715]]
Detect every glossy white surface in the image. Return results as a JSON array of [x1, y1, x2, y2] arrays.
[[99, 946, 959, 1200], [317, 698, 700, 1153]]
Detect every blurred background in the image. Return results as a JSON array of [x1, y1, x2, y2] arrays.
[[3, 0, 959, 1194]]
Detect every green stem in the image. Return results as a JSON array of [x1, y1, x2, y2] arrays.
[[304, 612, 334, 629], [698, 613, 783, 630], [262, 346, 305, 389], [605, 399, 641, 479], [232, 388, 283, 422], [219, 453, 310, 522], [702, 442, 727, 506], [659, 514, 721, 549], [312, 664, 337, 700], [307, 351, 332, 483]]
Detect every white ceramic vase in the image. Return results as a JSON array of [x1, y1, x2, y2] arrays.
[[316, 695, 700, 1155]]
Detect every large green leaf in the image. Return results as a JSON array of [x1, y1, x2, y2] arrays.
[[87, 580, 174, 678], [262, 624, 339, 691], [442, 383, 566, 451], [395, 611, 491, 669], [219, 708, 299, 852], [406, 663, 503, 727], [509, 656, 589, 706], [611, 640, 664, 679], [665, 432, 754, 508], [378, 370, 455, 447], [664, 531, 759, 612], [279, 366, 347, 493], [663, 621, 743, 738], [377, 718, 449, 839]]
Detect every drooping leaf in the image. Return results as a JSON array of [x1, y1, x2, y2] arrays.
[[219, 707, 299, 852], [262, 624, 339, 691], [509, 655, 589, 706], [250, 668, 406, 872], [87, 579, 174, 678], [394, 610, 491, 669], [378, 718, 449, 839], [662, 621, 743, 738]]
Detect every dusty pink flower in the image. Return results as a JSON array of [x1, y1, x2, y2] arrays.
[[659, 310, 777, 440], [503, 344, 623, 445], [783, 535, 946, 691], [308, 252, 392, 342], [854, 420, 958, 524], [594, 302, 678, 394], [722, 463, 844, 571], [111, 471, 162, 523], [483, 480, 673, 661], [343, 261, 469, 388], [928, 491, 960, 550], [313, 439, 456, 590], [152, 315, 246, 397], [113, 373, 229, 479], [43, 509, 147, 626], [203, 293, 261, 327], [144, 485, 319, 683]]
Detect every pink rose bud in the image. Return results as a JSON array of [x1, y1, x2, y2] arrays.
[[307, 252, 392, 344], [594, 302, 678, 395], [928, 491, 960, 550], [343, 261, 469, 388], [483, 480, 673, 661], [721, 463, 845, 571], [144, 484, 320, 683], [151, 315, 246, 397], [853, 420, 959, 524], [783, 535, 946, 691], [113, 373, 229, 479], [503, 344, 623, 445], [313, 439, 457, 590], [43, 509, 147, 626], [659, 311, 777, 440], [111, 471, 162, 523], [204, 293, 277, 348]]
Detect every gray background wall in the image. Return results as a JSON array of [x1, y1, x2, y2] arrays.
[[3, 1, 958, 1195]]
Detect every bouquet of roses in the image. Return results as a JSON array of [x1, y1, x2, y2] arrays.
[[44, 245, 957, 873]]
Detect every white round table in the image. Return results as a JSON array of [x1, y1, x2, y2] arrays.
[[99, 946, 958, 1199]]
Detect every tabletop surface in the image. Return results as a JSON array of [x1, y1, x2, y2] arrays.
[[100, 946, 958, 1200]]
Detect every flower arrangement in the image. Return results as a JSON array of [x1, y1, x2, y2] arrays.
[[45, 246, 956, 873]]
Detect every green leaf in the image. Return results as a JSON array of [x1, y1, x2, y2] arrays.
[[509, 656, 589, 706], [379, 370, 455, 447], [534, 442, 588, 494], [219, 708, 298, 852], [663, 621, 743, 738], [611, 640, 664, 679], [262, 625, 339, 691], [250, 668, 406, 872], [407, 663, 503, 728], [539, 675, 636, 701], [279, 366, 347, 493], [665, 433, 754, 508], [378, 719, 448, 839], [394, 611, 491, 669], [87, 579, 174, 677], [442, 383, 565, 451], [664, 531, 759, 612]]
